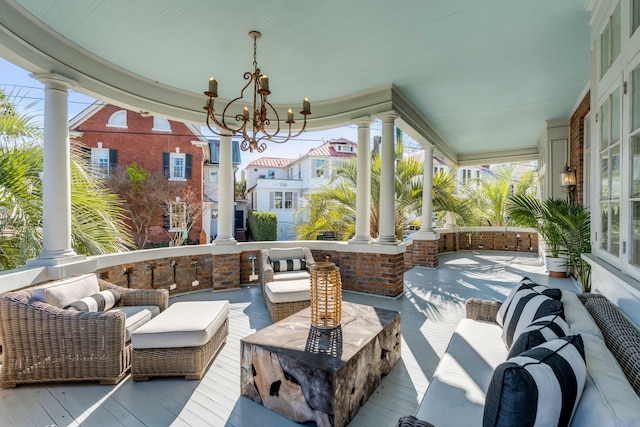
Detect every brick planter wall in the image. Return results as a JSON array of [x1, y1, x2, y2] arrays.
[[96, 254, 213, 296], [412, 239, 439, 268], [212, 253, 240, 289], [239, 249, 262, 285], [310, 249, 404, 297], [454, 231, 538, 253]]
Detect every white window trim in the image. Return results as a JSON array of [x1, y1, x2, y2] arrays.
[[169, 201, 186, 232], [169, 152, 187, 181], [152, 116, 172, 132], [91, 147, 110, 177], [594, 77, 623, 270], [106, 110, 127, 128]]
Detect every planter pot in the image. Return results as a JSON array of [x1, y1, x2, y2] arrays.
[[545, 256, 568, 278]]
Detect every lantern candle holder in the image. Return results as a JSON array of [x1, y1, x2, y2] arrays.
[[310, 256, 342, 329]]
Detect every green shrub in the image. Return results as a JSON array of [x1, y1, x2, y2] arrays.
[[247, 210, 277, 241]]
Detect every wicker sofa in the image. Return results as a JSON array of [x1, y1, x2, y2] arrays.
[[398, 291, 640, 427], [260, 247, 315, 322], [0, 273, 168, 388]]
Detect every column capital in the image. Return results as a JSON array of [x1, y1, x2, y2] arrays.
[[353, 116, 373, 127], [423, 145, 434, 155], [377, 111, 397, 123], [30, 73, 77, 90]]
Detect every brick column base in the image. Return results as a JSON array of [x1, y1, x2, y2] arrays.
[[212, 253, 240, 289], [412, 239, 438, 268]]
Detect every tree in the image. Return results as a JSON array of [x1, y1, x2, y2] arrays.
[[108, 164, 180, 248], [235, 179, 246, 199], [0, 90, 132, 269], [295, 152, 467, 241], [163, 185, 205, 246], [462, 165, 536, 226]]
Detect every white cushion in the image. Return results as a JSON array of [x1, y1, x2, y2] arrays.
[[571, 334, 640, 427], [496, 277, 562, 327], [64, 289, 120, 312], [484, 335, 586, 427], [131, 301, 229, 349], [273, 270, 311, 282], [415, 319, 507, 427], [562, 291, 605, 340], [109, 305, 159, 341], [268, 247, 305, 261], [501, 288, 564, 348], [265, 279, 311, 303], [31, 273, 100, 308]]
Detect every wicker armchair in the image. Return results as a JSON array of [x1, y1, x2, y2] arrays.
[[0, 278, 168, 388], [260, 247, 316, 322]]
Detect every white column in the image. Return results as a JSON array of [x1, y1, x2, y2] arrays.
[[377, 112, 397, 244], [215, 135, 236, 244], [350, 117, 372, 244], [33, 74, 79, 262], [420, 146, 434, 233]]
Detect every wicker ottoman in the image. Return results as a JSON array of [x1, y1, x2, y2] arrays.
[[131, 300, 229, 381], [264, 279, 311, 322]]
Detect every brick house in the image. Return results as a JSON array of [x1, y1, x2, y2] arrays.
[[69, 103, 209, 247]]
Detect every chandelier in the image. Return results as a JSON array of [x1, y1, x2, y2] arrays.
[[204, 31, 311, 153]]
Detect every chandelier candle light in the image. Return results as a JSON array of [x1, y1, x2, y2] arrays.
[[204, 31, 311, 153]]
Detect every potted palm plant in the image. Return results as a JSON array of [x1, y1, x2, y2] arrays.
[[554, 205, 591, 292], [506, 195, 569, 277]]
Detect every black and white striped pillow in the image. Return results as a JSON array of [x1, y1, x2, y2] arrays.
[[484, 335, 586, 427], [507, 314, 569, 358], [501, 288, 564, 348], [496, 277, 562, 327], [64, 289, 121, 312], [271, 259, 306, 272]]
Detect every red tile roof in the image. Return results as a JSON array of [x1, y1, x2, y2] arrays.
[[306, 139, 357, 158], [247, 157, 295, 168]]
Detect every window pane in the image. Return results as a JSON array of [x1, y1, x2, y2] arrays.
[[633, 202, 640, 265], [633, 67, 640, 132], [634, 0, 640, 35], [601, 152, 609, 199], [600, 100, 610, 148], [601, 23, 610, 77], [601, 202, 609, 251], [172, 156, 184, 178], [612, 3, 621, 61], [634, 136, 640, 197], [611, 202, 620, 256], [611, 88, 621, 143], [284, 192, 293, 209], [274, 192, 283, 209], [611, 144, 621, 198]]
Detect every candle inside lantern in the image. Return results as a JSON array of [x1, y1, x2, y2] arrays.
[[287, 108, 294, 123], [208, 77, 218, 97], [243, 106, 250, 120], [259, 75, 269, 92], [302, 97, 311, 114]]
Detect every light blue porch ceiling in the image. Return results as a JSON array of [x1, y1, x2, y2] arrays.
[[0, 0, 590, 163]]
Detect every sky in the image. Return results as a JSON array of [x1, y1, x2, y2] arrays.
[[0, 57, 384, 176]]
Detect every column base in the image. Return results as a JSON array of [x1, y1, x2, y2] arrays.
[[410, 230, 440, 241], [213, 237, 238, 245], [376, 236, 399, 245], [27, 252, 85, 267], [348, 236, 372, 244]]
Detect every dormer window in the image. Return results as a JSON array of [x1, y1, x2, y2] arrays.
[[153, 117, 171, 132], [107, 110, 127, 128], [336, 145, 342, 151]]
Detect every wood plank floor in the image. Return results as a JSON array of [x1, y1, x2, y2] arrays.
[[0, 251, 579, 427]]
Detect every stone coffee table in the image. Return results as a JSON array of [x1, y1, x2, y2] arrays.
[[240, 302, 401, 427]]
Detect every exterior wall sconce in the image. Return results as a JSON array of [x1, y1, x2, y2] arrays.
[[560, 164, 577, 204]]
